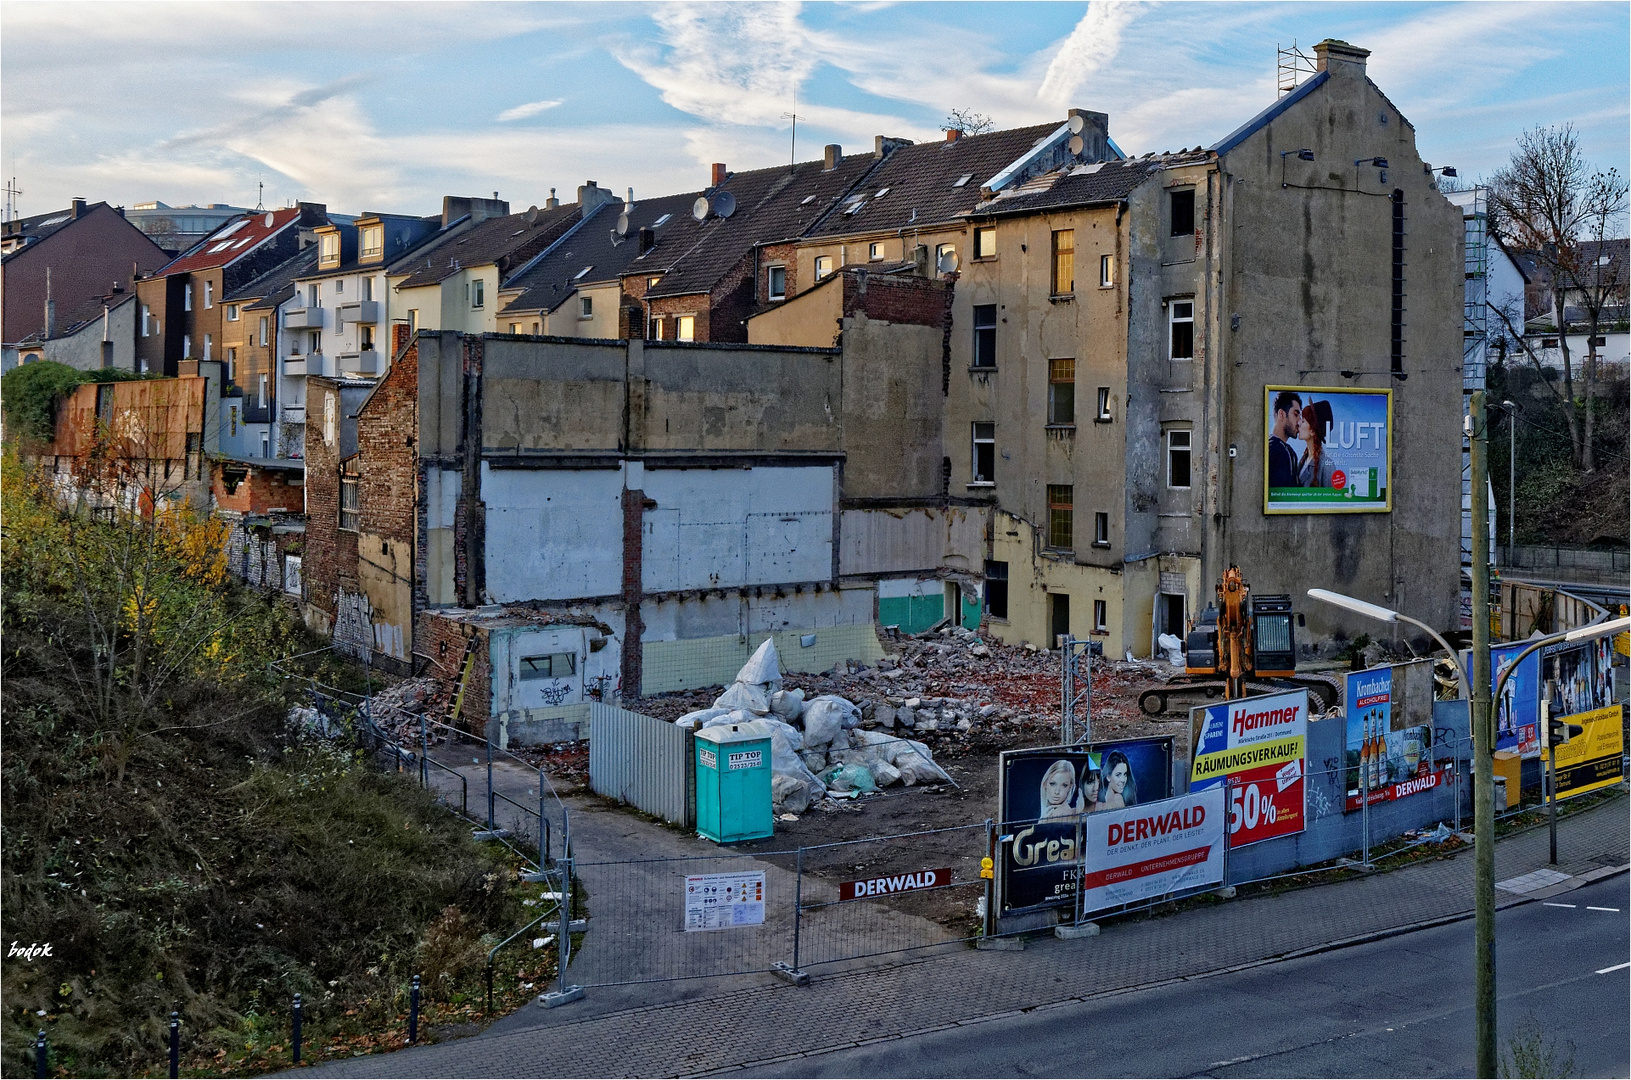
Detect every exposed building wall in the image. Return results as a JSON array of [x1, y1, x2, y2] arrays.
[[212, 462, 303, 514], [3, 204, 167, 345], [20, 296, 137, 371], [985, 509, 1127, 655], [300, 377, 359, 637]]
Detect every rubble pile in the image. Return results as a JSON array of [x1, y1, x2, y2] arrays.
[[675, 640, 954, 814], [365, 676, 441, 743]]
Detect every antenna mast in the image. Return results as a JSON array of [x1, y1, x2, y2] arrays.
[[3, 177, 21, 224], [1277, 40, 1316, 96], [254, 178, 265, 212], [781, 86, 804, 169]]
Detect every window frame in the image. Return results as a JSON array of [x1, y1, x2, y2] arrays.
[[226, 303, 239, 322], [1093, 511, 1110, 548], [1166, 429, 1193, 490], [1168, 299, 1195, 360], [1047, 357, 1075, 426], [935, 242, 956, 272], [813, 256, 834, 281], [360, 226, 384, 260], [1169, 188, 1196, 237], [258, 316, 268, 346], [767, 264, 788, 300], [203, 281, 214, 309], [580, 295, 594, 319], [1093, 598, 1108, 632], [1046, 485, 1074, 550], [472, 278, 485, 309], [519, 653, 577, 680], [974, 227, 996, 261], [1051, 229, 1075, 296], [338, 457, 361, 532], [675, 314, 695, 341], [971, 421, 995, 485], [868, 241, 886, 262], [1095, 386, 1112, 422], [971, 304, 997, 369], [319, 231, 341, 265], [183, 284, 193, 312], [1099, 253, 1114, 288], [984, 559, 1009, 620]]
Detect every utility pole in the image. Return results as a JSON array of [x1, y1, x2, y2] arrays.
[[1470, 390, 1496, 1078]]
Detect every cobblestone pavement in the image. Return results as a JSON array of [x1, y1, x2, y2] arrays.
[[293, 792, 1628, 1079]]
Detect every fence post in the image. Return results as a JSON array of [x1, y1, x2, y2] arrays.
[[486, 733, 495, 831], [1361, 738, 1371, 869], [291, 993, 302, 1065], [983, 818, 997, 939], [1221, 779, 1231, 889], [420, 714, 428, 789], [34, 1030, 46, 1079], [537, 767, 548, 868], [792, 846, 804, 972], [167, 1011, 179, 1079], [559, 856, 572, 984], [408, 975, 420, 1044]]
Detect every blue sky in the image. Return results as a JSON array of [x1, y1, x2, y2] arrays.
[[3, 2, 1626, 218]]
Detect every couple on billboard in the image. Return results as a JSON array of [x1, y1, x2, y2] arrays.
[[1268, 390, 1338, 489], [1037, 752, 1138, 822]]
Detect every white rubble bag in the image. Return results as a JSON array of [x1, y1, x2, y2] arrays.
[[762, 717, 825, 814], [675, 707, 732, 730], [802, 694, 861, 739], [847, 729, 947, 786], [1157, 633, 1186, 666], [713, 681, 771, 715], [769, 688, 806, 722], [735, 638, 783, 689]]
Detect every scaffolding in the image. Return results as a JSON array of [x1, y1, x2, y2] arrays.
[[1277, 42, 1317, 97]]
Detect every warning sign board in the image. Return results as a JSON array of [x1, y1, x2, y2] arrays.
[[683, 871, 766, 931]]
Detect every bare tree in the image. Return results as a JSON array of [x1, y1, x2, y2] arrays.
[[944, 108, 996, 137], [1490, 124, 1629, 471]]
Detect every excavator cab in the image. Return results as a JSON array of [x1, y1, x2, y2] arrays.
[[1250, 593, 1297, 677], [1184, 604, 1220, 676]]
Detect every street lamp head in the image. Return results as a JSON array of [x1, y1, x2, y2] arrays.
[[1564, 616, 1631, 643], [1306, 588, 1400, 625]]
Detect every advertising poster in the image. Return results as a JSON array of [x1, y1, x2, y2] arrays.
[[1189, 689, 1307, 847], [1492, 642, 1541, 758], [1550, 705, 1626, 800], [997, 737, 1173, 914], [1264, 386, 1392, 513], [1344, 664, 1443, 811], [1543, 637, 1618, 718], [1079, 788, 1225, 916]]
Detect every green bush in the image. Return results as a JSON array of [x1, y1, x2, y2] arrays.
[[1, 362, 87, 444]]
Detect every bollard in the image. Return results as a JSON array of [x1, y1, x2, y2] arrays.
[[291, 993, 302, 1065], [408, 975, 420, 1044], [34, 1030, 46, 1079], [168, 1011, 179, 1079]]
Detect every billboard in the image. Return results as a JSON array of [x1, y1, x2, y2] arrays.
[[1492, 641, 1542, 757], [1189, 689, 1308, 847], [1543, 636, 1618, 718], [1078, 788, 1225, 916], [1550, 705, 1626, 800], [1344, 662, 1445, 811], [1264, 386, 1392, 513], [997, 737, 1174, 914]]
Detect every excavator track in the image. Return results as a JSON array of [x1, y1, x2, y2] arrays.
[[1138, 674, 1340, 718]]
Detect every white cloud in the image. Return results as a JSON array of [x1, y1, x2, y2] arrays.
[[1037, 1, 1143, 108], [497, 99, 564, 122]]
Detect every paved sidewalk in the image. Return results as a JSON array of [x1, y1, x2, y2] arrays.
[[297, 792, 1628, 1079]]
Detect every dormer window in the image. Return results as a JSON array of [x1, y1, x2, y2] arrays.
[[319, 232, 340, 266], [360, 225, 383, 260]]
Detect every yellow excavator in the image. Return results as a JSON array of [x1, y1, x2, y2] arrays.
[[1139, 566, 1332, 715]]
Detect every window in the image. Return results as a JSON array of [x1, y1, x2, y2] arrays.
[[182, 334, 192, 359], [203, 282, 214, 309], [225, 347, 236, 381], [1093, 599, 1108, 632], [509, 322, 520, 334], [869, 241, 886, 261], [360, 226, 383, 259], [183, 284, 193, 311], [202, 333, 212, 360], [1169, 300, 1194, 360], [935, 243, 956, 272], [307, 284, 319, 308], [649, 317, 662, 340], [675, 315, 695, 341], [228, 403, 238, 437], [258, 374, 268, 409], [1170, 188, 1195, 236], [580, 295, 593, 318], [1099, 253, 1114, 287], [532, 322, 540, 335], [768, 265, 787, 300], [648, 276, 662, 289], [814, 256, 833, 280], [258, 316, 268, 346], [1589, 335, 1607, 347], [335, 279, 344, 295], [1541, 338, 1558, 349], [971, 422, 995, 484], [1093, 512, 1110, 547], [360, 325, 374, 351], [319, 231, 340, 264], [141, 304, 151, 337], [974, 227, 996, 260], [972, 304, 997, 368], [408, 309, 419, 333], [363, 277, 375, 301], [310, 331, 321, 355], [985, 560, 1009, 620], [1095, 387, 1112, 422], [226, 303, 239, 322], [1048, 358, 1075, 425], [472, 279, 485, 309], [1052, 229, 1075, 295], [339, 458, 361, 531], [519, 653, 576, 680], [1167, 429, 1192, 489], [1047, 485, 1073, 549]]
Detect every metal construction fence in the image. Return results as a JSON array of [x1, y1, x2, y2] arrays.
[[587, 705, 694, 827]]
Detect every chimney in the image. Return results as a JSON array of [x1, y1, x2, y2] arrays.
[[711, 163, 728, 187], [1312, 38, 1369, 76], [823, 144, 842, 170], [874, 136, 914, 160], [1067, 109, 1112, 162], [44, 267, 56, 339], [577, 181, 617, 217], [945, 129, 962, 143], [545, 188, 560, 210], [71, 197, 87, 219], [625, 187, 635, 212], [638, 227, 656, 255], [911, 244, 930, 278]]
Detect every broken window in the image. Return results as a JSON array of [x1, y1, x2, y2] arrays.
[[1047, 485, 1073, 549], [1167, 429, 1192, 489], [974, 227, 996, 260], [1048, 358, 1075, 425], [1052, 229, 1074, 295], [971, 422, 995, 484], [520, 653, 577, 680], [1170, 188, 1195, 236], [768, 265, 787, 300], [1169, 300, 1194, 360], [972, 304, 997, 368], [984, 560, 1009, 620], [339, 458, 361, 531]]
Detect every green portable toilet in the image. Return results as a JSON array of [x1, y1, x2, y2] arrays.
[[694, 720, 774, 843]]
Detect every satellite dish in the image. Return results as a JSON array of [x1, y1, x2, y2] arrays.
[[1068, 113, 1086, 134], [714, 191, 737, 219], [609, 229, 624, 247], [937, 249, 959, 274], [616, 213, 631, 236], [263, 211, 275, 227], [692, 196, 711, 221], [1069, 135, 1085, 157], [527, 205, 539, 225]]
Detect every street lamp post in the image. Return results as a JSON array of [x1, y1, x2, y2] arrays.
[[1306, 588, 1468, 697]]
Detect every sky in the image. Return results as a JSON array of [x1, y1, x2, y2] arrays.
[[2, 1, 1627, 219]]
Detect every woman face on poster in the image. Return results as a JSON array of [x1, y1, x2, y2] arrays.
[[1039, 760, 1077, 820], [1077, 766, 1101, 813], [1297, 400, 1338, 488], [1099, 752, 1136, 810]]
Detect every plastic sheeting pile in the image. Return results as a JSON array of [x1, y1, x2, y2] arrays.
[[675, 639, 951, 815]]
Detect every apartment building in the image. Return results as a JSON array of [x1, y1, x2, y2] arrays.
[[218, 245, 319, 460]]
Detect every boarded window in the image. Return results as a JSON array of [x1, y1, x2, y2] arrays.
[[974, 227, 996, 260], [339, 458, 361, 531]]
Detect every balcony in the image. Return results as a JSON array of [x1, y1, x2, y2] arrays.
[[283, 355, 307, 376], [284, 306, 323, 329], [338, 350, 381, 376], [338, 300, 380, 325], [288, 352, 335, 377], [281, 405, 306, 424]]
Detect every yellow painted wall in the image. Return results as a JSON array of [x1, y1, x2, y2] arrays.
[[985, 509, 1125, 657]]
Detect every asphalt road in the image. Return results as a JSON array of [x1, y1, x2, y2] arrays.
[[736, 873, 1630, 1079]]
